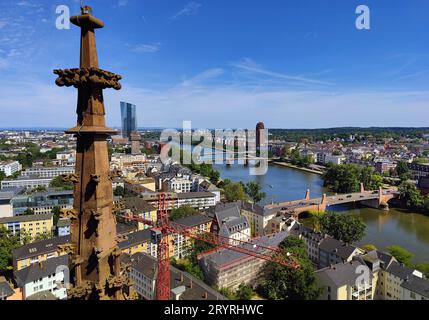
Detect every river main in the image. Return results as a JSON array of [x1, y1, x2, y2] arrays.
[[214, 163, 429, 263]]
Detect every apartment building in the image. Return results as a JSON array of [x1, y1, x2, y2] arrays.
[[124, 177, 157, 194], [12, 235, 70, 272], [1, 177, 53, 190], [316, 260, 374, 300], [15, 255, 68, 300], [123, 197, 157, 230], [290, 224, 327, 264], [209, 202, 251, 245], [402, 275, 429, 300], [0, 213, 53, 241], [318, 238, 363, 269], [164, 177, 193, 193], [198, 180, 221, 203], [118, 214, 212, 260], [125, 252, 226, 300], [199, 232, 288, 290], [317, 250, 429, 301], [408, 162, 429, 180], [240, 202, 278, 237], [171, 214, 213, 259], [0, 161, 22, 177], [21, 166, 74, 178]]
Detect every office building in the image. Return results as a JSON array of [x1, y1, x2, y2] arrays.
[[120, 102, 137, 139]]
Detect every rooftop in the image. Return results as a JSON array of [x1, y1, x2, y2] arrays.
[[12, 235, 70, 261], [127, 252, 226, 300], [174, 214, 212, 228], [15, 255, 68, 285], [0, 213, 53, 224], [401, 275, 429, 298], [318, 238, 360, 260], [117, 229, 151, 250], [316, 260, 371, 287], [176, 192, 216, 199], [201, 232, 288, 269], [124, 197, 156, 213], [0, 277, 15, 299]]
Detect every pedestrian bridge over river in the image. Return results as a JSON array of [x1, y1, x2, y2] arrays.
[[264, 185, 400, 216]]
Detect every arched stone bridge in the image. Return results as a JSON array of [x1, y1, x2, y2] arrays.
[[265, 184, 400, 216]]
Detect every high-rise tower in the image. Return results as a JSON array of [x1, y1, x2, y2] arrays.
[[120, 102, 137, 139], [256, 122, 266, 151], [54, 5, 133, 300]]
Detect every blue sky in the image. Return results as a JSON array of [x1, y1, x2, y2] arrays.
[[1, 0, 429, 129]]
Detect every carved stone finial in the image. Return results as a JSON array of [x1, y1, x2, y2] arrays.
[[68, 281, 93, 300], [90, 174, 101, 184], [60, 208, 79, 220], [57, 243, 75, 255], [61, 173, 79, 184], [91, 209, 103, 221], [109, 169, 123, 181], [54, 68, 122, 90]]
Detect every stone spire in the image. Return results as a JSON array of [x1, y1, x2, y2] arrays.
[[54, 6, 134, 300]]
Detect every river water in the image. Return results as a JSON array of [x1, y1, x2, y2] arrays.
[[214, 163, 429, 263]]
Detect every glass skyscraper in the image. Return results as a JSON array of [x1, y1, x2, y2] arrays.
[[120, 102, 137, 138]]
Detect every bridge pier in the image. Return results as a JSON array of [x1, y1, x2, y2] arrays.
[[360, 198, 389, 211]]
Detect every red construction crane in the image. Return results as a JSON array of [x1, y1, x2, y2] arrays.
[[121, 193, 300, 300]]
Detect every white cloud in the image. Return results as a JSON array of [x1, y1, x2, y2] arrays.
[[233, 58, 332, 86], [2, 76, 429, 130], [170, 2, 202, 20], [181, 68, 224, 87], [132, 43, 161, 53], [117, 0, 129, 7]]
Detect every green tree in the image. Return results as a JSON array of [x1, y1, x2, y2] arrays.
[[360, 166, 383, 190], [387, 245, 414, 267], [399, 181, 423, 208], [114, 186, 125, 197], [223, 182, 247, 202], [236, 283, 254, 300], [260, 236, 321, 300], [170, 205, 198, 221], [22, 208, 35, 216], [396, 161, 411, 181], [361, 244, 378, 252], [219, 287, 237, 300], [0, 171, 5, 182], [244, 181, 266, 204], [52, 206, 62, 226], [209, 170, 220, 185], [318, 211, 366, 244], [323, 164, 361, 193], [34, 232, 52, 241], [19, 230, 33, 245], [0, 226, 20, 273], [50, 176, 73, 190]]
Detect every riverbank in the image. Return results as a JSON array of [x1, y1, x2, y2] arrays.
[[271, 161, 324, 175]]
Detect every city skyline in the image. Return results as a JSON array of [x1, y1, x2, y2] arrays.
[[1, 1, 429, 129]]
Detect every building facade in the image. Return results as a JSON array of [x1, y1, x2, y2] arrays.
[[21, 167, 74, 178], [0, 213, 53, 241], [0, 161, 22, 177], [1, 177, 53, 190], [15, 255, 68, 300]]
